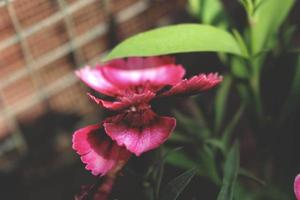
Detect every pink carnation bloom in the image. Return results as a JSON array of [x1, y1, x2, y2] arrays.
[[295, 174, 300, 200], [73, 56, 222, 176]]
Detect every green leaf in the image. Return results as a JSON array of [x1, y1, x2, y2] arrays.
[[188, 0, 201, 18], [153, 148, 165, 200], [165, 148, 199, 170], [198, 145, 222, 185], [214, 75, 232, 133], [232, 29, 250, 57], [231, 57, 250, 79], [239, 168, 266, 186], [173, 110, 210, 139], [146, 147, 183, 178], [217, 143, 240, 200], [104, 24, 246, 61], [280, 55, 300, 123], [250, 0, 295, 54], [160, 168, 197, 200], [205, 138, 226, 154], [239, 0, 254, 18], [221, 105, 245, 145], [168, 132, 193, 143], [188, 0, 228, 28]]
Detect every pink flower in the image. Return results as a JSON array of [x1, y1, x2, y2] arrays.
[[72, 124, 131, 176], [73, 56, 222, 176], [295, 174, 300, 200]]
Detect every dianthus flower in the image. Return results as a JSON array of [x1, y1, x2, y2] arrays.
[[72, 56, 222, 176]]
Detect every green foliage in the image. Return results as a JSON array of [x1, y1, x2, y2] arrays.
[[249, 0, 295, 54], [214, 75, 232, 133], [165, 148, 200, 170], [188, 0, 228, 28], [104, 24, 246, 61], [239, 168, 265, 186], [160, 168, 197, 200], [231, 57, 250, 79], [217, 143, 240, 200], [280, 55, 300, 122], [198, 145, 222, 185], [221, 105, 245, 146]]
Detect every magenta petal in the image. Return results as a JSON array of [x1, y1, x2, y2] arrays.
[[103, 116, 176, 156], [75, 66, 120, 97], [87, 93, 126, 111], [101, 64, 185, 88], [161, 73, 223, 97], [87, 91, 155, 111], [295, 174, 300, 200], [72, 124, 131, 176]]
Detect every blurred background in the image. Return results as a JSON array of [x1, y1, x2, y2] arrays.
[[0, 0, 186, 199]]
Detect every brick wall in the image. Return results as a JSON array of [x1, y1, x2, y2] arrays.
[[0, 0, 186, 157]]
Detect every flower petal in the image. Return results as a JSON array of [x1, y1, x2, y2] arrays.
[[87, 91, 155, 111], [103, 114, 176, 156], [101, 64, 185, 89], [72, 124, 131, 176], [161, 73, 223, 97], [75, 66, 120, 97], [295, 174, 300, 200], [87, 93, 126, 111]]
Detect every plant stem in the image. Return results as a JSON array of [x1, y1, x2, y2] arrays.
[[93, 160, 127, 200]]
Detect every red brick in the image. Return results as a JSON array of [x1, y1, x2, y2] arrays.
[[48, 82, 95, 115], [2, 75, 36, 107], [72, 0, 106, 36], [80, 34, 108, 61], [117, 0, 186, 40], [110, 0, 139, 14], [26, 20, 68, 59], [36, 55, 74, 85], [0, 7, 16, 41], [13, 0, 58, 28], [64, 0, 78, 5], [0, 43, 26, 80]]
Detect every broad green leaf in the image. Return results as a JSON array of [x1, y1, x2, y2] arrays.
[[160, 168, 197, 200], [250, 0, 295, 54], [214, 75, 232, 133], [104, 24, 246, 61], [217, 143, 240, 200]]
